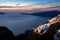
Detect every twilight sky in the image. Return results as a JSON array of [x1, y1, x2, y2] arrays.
[[0, 0, 60, 11], [0, 0, 60, 6]]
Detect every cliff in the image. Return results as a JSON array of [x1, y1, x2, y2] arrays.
[[16, 22, 60, 40], [0, 21, 60, 40], [0, 26, 15, 40]]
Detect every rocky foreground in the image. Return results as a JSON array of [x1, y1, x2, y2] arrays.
[[0, 22, 60, 40]]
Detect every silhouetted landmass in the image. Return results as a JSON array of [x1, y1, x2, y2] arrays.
[[21, 10, 60, 17], [0, 12, 5, 14], [0, 26, 15, 40], [16, 22, 60, 40], [0, 22, 60, 40]]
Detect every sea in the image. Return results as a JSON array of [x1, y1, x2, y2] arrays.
[[0, 10, 51, 36]]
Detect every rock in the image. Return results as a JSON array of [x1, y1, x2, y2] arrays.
[[16, 30, 41, 40], [16, 22, 60, 40], [0, 26, 15, 40]]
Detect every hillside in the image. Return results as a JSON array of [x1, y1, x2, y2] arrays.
[[0, 15, 60, 40], [0, 22, 60, 40], [16, 22, 60, 40], [22, 10, 60, 17]]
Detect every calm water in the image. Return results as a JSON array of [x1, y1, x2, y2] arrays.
[[0, 11, 50, 36]]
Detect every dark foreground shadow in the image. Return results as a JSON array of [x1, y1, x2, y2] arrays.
[[0, 26, 15, 40], [16, 22, 60, 40], [0, 22, 60, 40]]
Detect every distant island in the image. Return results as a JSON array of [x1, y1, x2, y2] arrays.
[[21, 10, 60, 17], [0, 12, 5, 14]]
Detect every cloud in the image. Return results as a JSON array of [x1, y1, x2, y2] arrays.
[[0, 3, 16, 6], [0, 5, 60, 11]]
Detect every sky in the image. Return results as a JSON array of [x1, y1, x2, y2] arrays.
[[0, 0, 60, 11], [0, 0, 60, 6]]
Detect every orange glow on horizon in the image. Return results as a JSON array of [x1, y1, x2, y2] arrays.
[[0, 7, 35, 10], [0, 6, 50, 10], [0, 6, 60, 10]]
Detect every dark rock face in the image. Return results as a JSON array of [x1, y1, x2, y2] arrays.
[[16, 30, 41, 40], [0, 26, 15, 40], [16, 22, 60, 40], [0, 22, 60, 40]]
